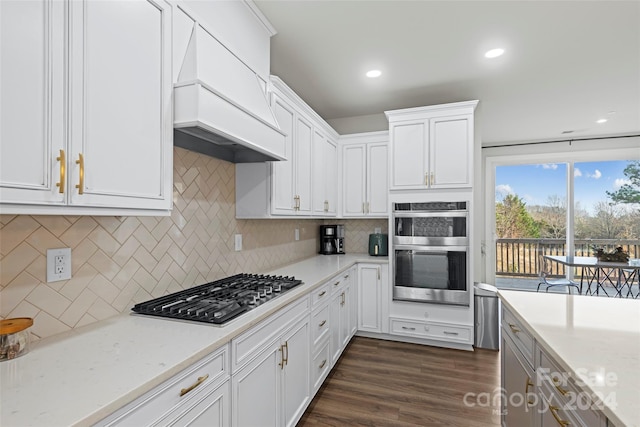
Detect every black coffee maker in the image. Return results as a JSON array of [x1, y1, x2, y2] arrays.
[[319, 225, 345, 255]]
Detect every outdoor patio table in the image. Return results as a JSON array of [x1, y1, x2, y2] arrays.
[[544, 255, 640, 298]]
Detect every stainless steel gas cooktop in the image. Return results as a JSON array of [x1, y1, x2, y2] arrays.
[[131, 274, 303, 325]]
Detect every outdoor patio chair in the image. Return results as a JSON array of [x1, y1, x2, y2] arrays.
[[536, 254, 580, 294]]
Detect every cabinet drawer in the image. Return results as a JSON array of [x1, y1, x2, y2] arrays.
[[502, 307, 534, 364], [329, 274, 347, 295], [231, 296, 309, 371], [311, 304, 330, 350], [99, 346, 228, 426], [311, 340, 331, 394], [390, 318, 472, 343], [538, 350, 604, 427], [310, 282, 331, 308]]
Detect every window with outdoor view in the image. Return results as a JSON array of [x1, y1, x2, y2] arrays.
[[494, 159, 639, 294]]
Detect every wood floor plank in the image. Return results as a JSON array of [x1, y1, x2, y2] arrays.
[[298, 337, 501, 427]]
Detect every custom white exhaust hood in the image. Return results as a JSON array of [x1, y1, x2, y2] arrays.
[[173, 24, 286, 163]]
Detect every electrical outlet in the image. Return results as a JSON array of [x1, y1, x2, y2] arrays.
[[374, 227, 381, 234], [294, 228, 300, 241], [235, 234, 242, 251], [47, 248, 71, 282]]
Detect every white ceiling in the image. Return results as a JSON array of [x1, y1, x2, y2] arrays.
[[254, 0, 640, 146]]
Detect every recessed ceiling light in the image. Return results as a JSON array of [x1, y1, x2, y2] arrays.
[[484, 48, 505, 58], [596, 118, 608, 124], [366, 70, 382, 78]]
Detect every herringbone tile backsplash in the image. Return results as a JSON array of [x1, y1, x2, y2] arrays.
[[0, 148, 385, 340]]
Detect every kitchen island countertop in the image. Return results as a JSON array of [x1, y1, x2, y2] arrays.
[[0, 254, 387, 427], [498, 290, 640, 427]]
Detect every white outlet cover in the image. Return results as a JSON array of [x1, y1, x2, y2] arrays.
[[234, 234, 242, 251], [294, 228, 300, 241], [374, 227, 382, 234], [47, 248, 71, 282]]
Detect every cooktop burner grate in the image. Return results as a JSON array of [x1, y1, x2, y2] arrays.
[[131, 273, 303, 325]]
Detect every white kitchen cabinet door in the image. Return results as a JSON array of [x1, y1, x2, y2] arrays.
[[0, 0, 65, 205], [430, 115, 473, 188], [165, 380, 230, 427], [271, 96, 296, 215], [367, 143, 388, 216], [346, 268, 358, 338], [340, 132, 388, 218], [324, 139, 338, 216], [312, 131, 337, 216], [2, 0, 173, 214], [67, 0, 172, 210], [232, 341, 281, 427], [281, 318, 310, 427], [342, 144, 366, 216], [294, 116, 313, 215], [357, 264, 383, 333], [389, 121, 428, 190]]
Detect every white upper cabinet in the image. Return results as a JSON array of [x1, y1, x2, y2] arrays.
[[341, 132, 388, 217], [0, 0, 173, 215], [269, 93, 312, 215], [235, 76, 339, 219], [386, 101, 477, 191], [0, 0, 65, 205], [312, 130, 337, 216]]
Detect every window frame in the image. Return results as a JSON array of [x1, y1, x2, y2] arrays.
[[481, 137, 639, 285]]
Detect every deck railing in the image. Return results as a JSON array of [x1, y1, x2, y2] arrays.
[[495, 239, 640, 277]]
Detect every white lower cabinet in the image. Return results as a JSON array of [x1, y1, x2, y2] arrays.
[[357, 263, 387, 333], [96, 345, 229, 427], [329, 273, 353, 364], [231, 298, 310, 427]]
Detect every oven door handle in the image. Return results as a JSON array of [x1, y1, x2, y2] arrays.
[[393, 245, 468, 252], [393, 211, 467, 218]]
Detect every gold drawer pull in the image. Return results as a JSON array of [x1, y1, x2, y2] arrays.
[[443, 331, 459, 336], [508, 323, 520, 334], [180, 374, 209, 397], [319, 359, 327, 369], [549, 405, 570, 426], [552, 376, 570, 396], [318, 291, 326, 297], [75, 153, 84, 194], [56, 149, 65, 193], [334, 281, 340, 287], [319, 320, 326, 327], [401, 326, 416, 331]]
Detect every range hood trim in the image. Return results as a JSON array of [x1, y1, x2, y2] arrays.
[[174, 79, 285, 136]]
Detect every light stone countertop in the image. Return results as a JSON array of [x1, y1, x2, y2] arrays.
[[498, 290, 640, 427], [0, 254, 387, 427]]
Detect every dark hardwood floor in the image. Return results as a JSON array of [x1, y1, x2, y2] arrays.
[[298, 337, 501, 427]]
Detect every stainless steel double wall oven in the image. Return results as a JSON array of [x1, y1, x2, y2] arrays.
[[392, 201, 470, 306]]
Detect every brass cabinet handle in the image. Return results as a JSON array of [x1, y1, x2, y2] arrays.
[[334, 281, 340, 287], [549, 405, 570, 426], [377, 267, 381, 280], [340, 291, 345, 306], [284, 341, 289, 366], [344, 274, 349, 279], [443, 331, 459, 336], [365, 202, 370, 214], [56, 149, 66, 193], [180, 374, 209, 397], [430, 172, 435, 186], [319, 291, 326, 297], [319, 359, 327, 369], [324, 200, 329, 212], [552, 376, 570, 396], [278, 344, 285, 369], [508, 323, 520, 334], [319, 319, 326, 327], [362, 202, 365, 213], [525, 377, 535, 406], [401, 326, 416, 331], [75, 153, 84, 194], [425, 172, 429, 186]]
